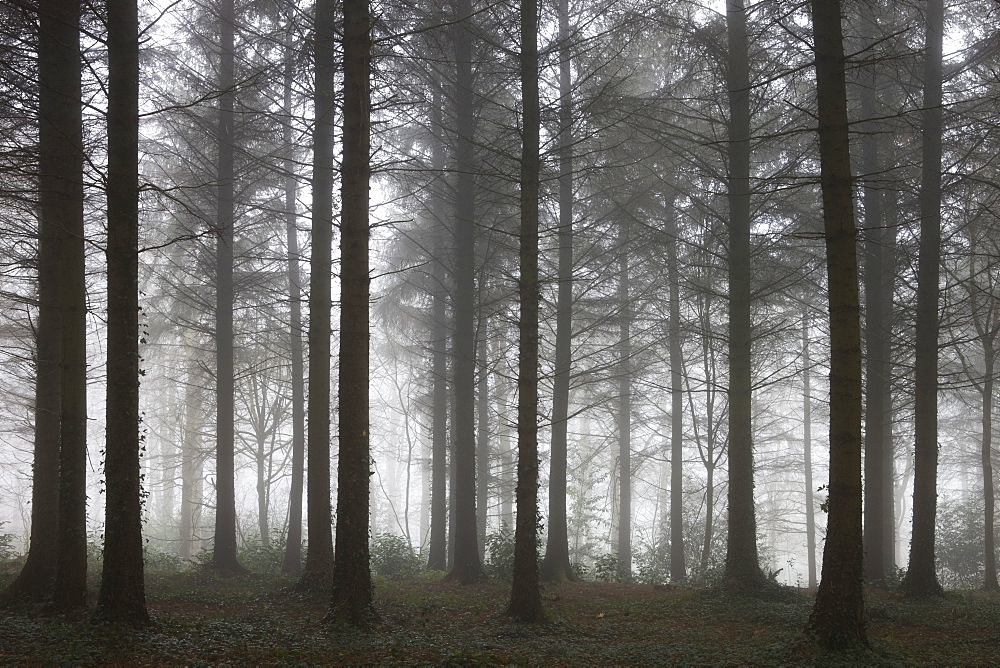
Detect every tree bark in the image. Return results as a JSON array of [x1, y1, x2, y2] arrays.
[[617, 233, 632, 581], [900, 0, 945, 599], [328, 0, 375, 625], [95, 0, 149, 623], [428, 87, 449, 572], [539, 0, 575, 582], [445, 0, 482, 584], [281, 22, 306, 576], [41, 0, 89, 613], [476, 330, 489, 558], [966, 229, 999, 590], [1, 0, 80, 609], [665, 197, 686, 582], [806, 0, 867, 649], [802, 308, 817, 589], [860, 9, 894, 585], [506, 0, 544, 622], [982, 340, 997, 590], [210, 0, 243, 573], [299, 0, 336, 592], [723, 0, 764, 589], [179, 347, 205, 562]]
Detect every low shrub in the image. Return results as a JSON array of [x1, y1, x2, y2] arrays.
[[594, 553, 618, 582], [483, 526, 516, 581], [370, 533, 421, 578]]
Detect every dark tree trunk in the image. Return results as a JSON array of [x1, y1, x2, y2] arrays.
[[860, 12, 894, 585], [806, 0, 867, 650], [965, 226, 998, 590], [665, 198, 686, 582], [428, 87, 449, 572], [45, 0, 89, 612], [803, 309, 817, 589], [983, 341, 998, 591], [179, 351, 205, 562], [476, 331, 489, 557], [505, 0, 544, 623], [95, 0, 149, 624], [723, 0, 764, 589], [496, 355, 515, 529], [280, 24, 306, 577], [617, 235, 632, 581], [445, 0, 482, 584], [900, 0, 945, 599], [210, 0, 243, 573], [298, 0, 336, 592], [328, 0, 375, 625], [539, 0, 575, 582], [178, 348, 205, 561], [701, 463, 714, 575], [1, 0, 79, 609]]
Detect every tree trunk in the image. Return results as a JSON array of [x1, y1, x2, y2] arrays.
[[328, 0, 375, 625], [806, 0, 867, 649], [1, 0, 80, 609], [428, 86, 450, 572], [617, 233, 632, 581], [210, 0, 243, 573], [802, 308, 817, 589], [497, 370, 514, 530], [506, 0, 544, 622], [665, 197, 686, 582], [539, 0, 576, 584], [281, 23, 306, 576], [900, 0, 945, 599], [723, 0, 764, 589], [257, 435, 269, 546], [983, 344, 998, 590], [43, 0, 89, 612], [476, 330, 489, 557], [95, 0, 149, 623], [299, 0, 336, 592], [860, 12, 894, 585], [445, 0, 482, 584], [180, 351, 205, 562], [699, 462, 713, 574]]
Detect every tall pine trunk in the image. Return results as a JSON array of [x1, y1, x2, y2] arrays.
[[982, 337, 997, 590], [506, 0, 544, 622], [802, 308, 817, 589], [328, 0, 375, 624], [281, 23, 306, 576], [617, 234, 632, 580], [299, 0, 336, 592], [860, 7, 894, 584], [901, 0, 945, 599], [445, 0, 482, 584], [665, 197, 686, 582], [96, 0, 149, 623], [807, 0, 867, 649], [723, 0, 764, 589], [539, 0, 576, 584], [179, 348, 205, 561], [428, 86, 450, 572], [210, 0, 243, 573], [476, 331, 489, 557], [46, 0, 88, 612], [1, 0, 80, 609]]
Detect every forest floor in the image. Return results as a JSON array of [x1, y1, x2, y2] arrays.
[[0, 570, 998, 665]]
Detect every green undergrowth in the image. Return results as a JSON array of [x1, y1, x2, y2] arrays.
[[0, 571, 998, 664]]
